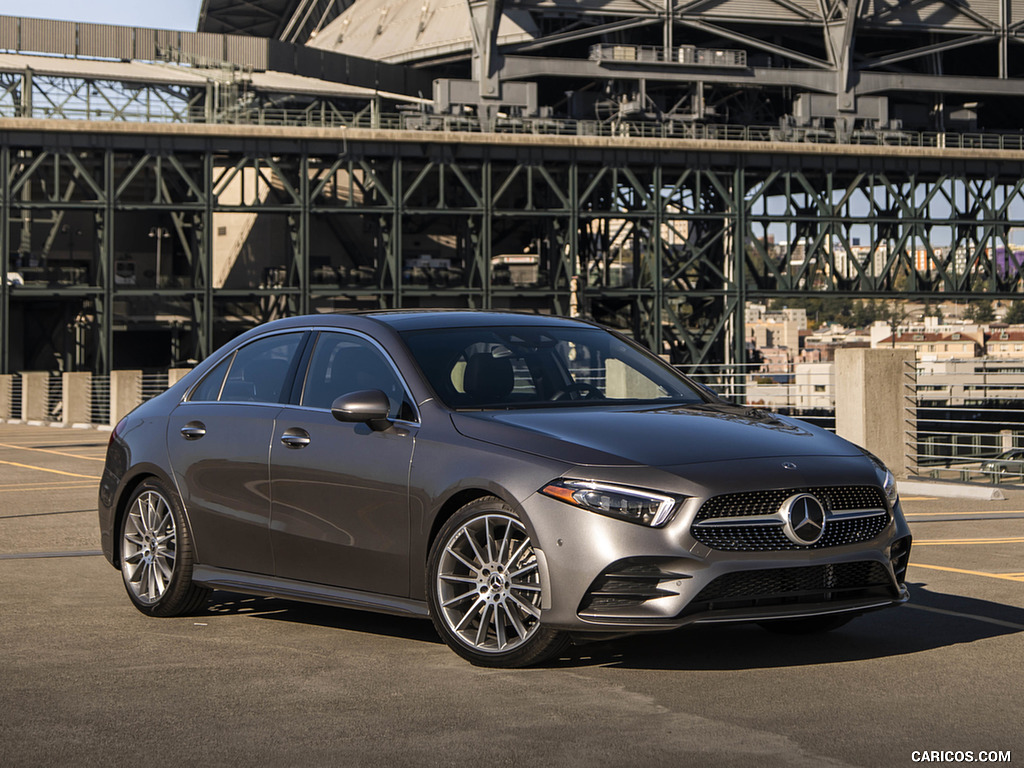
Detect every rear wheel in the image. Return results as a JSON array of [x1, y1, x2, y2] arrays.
[[758, 614, 854, 635], [427, 497, 569, 667], [120, 479, 209, 617]]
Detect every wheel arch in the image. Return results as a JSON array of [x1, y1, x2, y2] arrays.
[[426, 488, 511, 557], [110, 466, 188, 568]]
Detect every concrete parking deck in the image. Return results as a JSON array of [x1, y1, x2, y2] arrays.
[[1, 422, 1021, 767]]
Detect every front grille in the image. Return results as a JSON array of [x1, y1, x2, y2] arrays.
[[691, 486, 889, 552], [682, 561, 896, 616]]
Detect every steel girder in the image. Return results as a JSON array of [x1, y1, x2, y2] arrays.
[[2, 129, 1024, 373]]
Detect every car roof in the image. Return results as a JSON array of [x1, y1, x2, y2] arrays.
[[357, 310, 596, 332]]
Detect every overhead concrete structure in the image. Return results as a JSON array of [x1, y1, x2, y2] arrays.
[[199, 0, 351, 44], [294, 0, 1024, 135]]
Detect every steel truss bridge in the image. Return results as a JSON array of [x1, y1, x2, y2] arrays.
[[2, 4, 1024, 373], [3, 120, 1024, 373]]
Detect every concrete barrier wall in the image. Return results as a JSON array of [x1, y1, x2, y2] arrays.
[[3, 369, 198, 425], [835, 348, 917, 478], [62, 372, 92, 425], [20, 372, 51, 421], [110, 370, 143, 425], [0, 374, 11, 419]]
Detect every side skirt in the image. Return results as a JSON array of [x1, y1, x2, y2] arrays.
[[192, 565, 430, 619]]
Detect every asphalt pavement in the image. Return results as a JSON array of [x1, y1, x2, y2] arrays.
[[1, 421, 1022, 767]]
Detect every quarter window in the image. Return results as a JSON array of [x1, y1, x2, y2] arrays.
[[189, 356, 232, 402]]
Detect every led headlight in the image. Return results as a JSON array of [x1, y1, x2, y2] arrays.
[[540, 479, 679, 527], [861, 449, 900, 509], [882, 468, 899, 508]]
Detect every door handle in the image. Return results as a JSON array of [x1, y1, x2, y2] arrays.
[[180, 421, 206, 440], [280, 427, 311, 449]]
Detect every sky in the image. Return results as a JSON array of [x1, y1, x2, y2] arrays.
[[0, 0, 203, 30]]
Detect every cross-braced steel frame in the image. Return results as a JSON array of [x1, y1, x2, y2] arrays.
[[2, 124, 1023, 373]]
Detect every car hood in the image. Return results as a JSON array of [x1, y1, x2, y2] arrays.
[[451, 403, 862, 467]]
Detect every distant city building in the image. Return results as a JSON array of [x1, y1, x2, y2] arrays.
[[875, 331, 983, 360], [986, 329, 1024, 357], [744, 304, 1024, 412]]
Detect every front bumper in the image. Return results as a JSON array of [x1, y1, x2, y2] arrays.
[[522, 484, 912, 634]]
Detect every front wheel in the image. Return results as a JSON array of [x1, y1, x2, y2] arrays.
[[426, 497, 569, 667], [119, 478, 209, 617]]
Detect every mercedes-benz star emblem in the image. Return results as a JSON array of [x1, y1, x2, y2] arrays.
[[780, 493, 827, 545]]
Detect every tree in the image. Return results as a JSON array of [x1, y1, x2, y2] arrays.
[[883, 301, 911, 346], [965, 300, 994, 323], [922, 301, 944, 324], [850, 299, 882, 328], [1004, 301, 1024, 325]]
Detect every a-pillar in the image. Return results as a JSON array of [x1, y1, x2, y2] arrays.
[[110, 370, 142, 426], [835, 348, 917, 479], [62, 372, 92, 425]]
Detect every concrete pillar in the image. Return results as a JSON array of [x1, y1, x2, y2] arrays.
[[0, 374, 11, 419], [20, 372, 51, 421], [835, 348, 917, 478], [110, 370, 143, 425], [62, 372, 93, 425], [168, 368, 192, 387], [1001, 429, 1014, 452]]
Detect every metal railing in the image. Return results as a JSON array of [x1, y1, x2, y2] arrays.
[[141, 372, 169, 404], [2, 360, 1022, 486], [589, 44, 747, 68], [676, 363, 836, 432], [911, 361, 1024, 484], [8, 374, 20, 420], [91, 375, 111, 426], [7, 99, 1024, 151], [45, 374, 62, 422]]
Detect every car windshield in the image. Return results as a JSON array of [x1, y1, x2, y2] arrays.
[[399, 325, 706, 410]]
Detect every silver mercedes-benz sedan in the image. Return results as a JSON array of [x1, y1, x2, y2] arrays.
[[99, 311, 912, 667]]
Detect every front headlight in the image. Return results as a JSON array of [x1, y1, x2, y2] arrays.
[[882, 468, 899, 508], [540, 479, 679, 527]]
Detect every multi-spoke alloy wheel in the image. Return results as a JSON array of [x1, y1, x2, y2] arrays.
[[119, 479, 208, 617], [122, 490, 176, 605], [427, 498, 568, 667]]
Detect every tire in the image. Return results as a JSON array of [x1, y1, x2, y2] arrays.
[[426, 497, 569, 668], [758, 614, 854, 635], [119, 478, 209, 617]]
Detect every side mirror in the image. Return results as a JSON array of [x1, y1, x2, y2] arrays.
[[331, 390, 392, 431]]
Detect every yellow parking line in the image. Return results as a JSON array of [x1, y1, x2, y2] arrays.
[[910, 563, 1024, 582], [900, 496, 935, 501], [0, 483, 97, 493], [905, 510, 1024, 517], [0, 479, 92, 488], [0, 442, 106, 462], [914, 537, 1024, 546], [0, 459, 101, 480], [905, 603, 1024, 631]]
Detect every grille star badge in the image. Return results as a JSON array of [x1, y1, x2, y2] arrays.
[[780, 493, 827, 545]]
